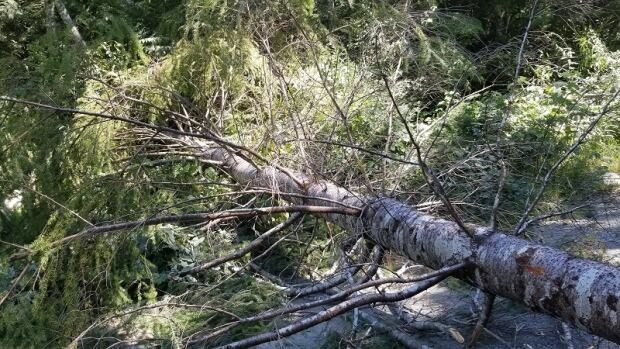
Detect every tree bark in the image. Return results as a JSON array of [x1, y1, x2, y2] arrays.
[[54, 0, 86, 48], [187, 139, 620, 344]]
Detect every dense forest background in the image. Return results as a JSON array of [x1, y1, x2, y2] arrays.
[[1, 0, 620, 348]]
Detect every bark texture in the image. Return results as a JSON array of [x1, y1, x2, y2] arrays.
[[54, 0, 86, 47], [190, 139, 620, 344]]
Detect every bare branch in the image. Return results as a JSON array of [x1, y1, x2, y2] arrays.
[[190, 262, 469, 345], [517, 203, 590, 234], [4, 206, 359, 259], [466, 292, 496, 348], [514, 87, 620, 235], [382, 75, 473, 238], [0, 263, 31, 308], [292, 138, 419, 166], [514, 0, 538, 80], [489, 162, 507, 231], [179, 212, 304, 276], [489, 0, 538, 229], [212, 272, 457, 348]]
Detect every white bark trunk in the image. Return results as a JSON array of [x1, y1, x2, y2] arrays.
[[191, 141, 620, 344], [54, 0, 86, 48]]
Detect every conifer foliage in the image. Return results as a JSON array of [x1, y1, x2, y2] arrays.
[[1, 1, 619, 347]]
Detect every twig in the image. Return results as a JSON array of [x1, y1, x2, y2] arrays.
[[387, 304, 464, 344], [66, 302, 238, 349], [178, 213, 303, 276], [466, 292, 495, 348], [0, 263, 31, 308], [489, 162, 507, 231], [0, 239, 32, 253], [190, 262, 469, 345], [517, 203, 589, 234], [514, 0, 538, 80], [213, 274, 451, 349], [356, 245, 384, 284], [489, 0, 538, 229], [382, 75, 473, 238], [293, 138, 419, 166], [250, 239, 368, 298], [9, 206, 358, 259], [514, 87, 620, 235], [482, 327, 512, 348], [0, 96, 306, 188], [23, 185, 94, 226], [360, 312, 426, 349]]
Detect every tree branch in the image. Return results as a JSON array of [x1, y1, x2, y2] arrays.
[[213, 273, 455, 348], [382, 75, 473, 238], [514, 87, 620, 235], [6, 206, 359, 258], [53, 0, 86, 48], [178, 212, 304, 276]]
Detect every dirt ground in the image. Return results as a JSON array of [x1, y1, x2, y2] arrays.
[[258, 175, 620, 349]]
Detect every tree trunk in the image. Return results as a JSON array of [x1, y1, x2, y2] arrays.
[[54, 0, 86, 48], [186, 138, 620, 344]]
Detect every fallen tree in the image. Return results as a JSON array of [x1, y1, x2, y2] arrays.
[[2, 94, 619, 346], [6, 0, 620, 347], [172, 135, 620, 345]]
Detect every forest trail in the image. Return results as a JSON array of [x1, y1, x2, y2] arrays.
[[259, 175, 620, 349]]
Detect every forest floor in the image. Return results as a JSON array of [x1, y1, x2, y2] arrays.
[[258, 174, 620, 349]]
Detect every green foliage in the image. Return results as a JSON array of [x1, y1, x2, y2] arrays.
[[1, 0, 620, 347], [431, 12, 484, 46], [425, 31, 619, 224], [0, 0, 19, 22]]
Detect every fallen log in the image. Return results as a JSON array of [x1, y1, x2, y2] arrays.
[[187, 140, 620, 344]]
